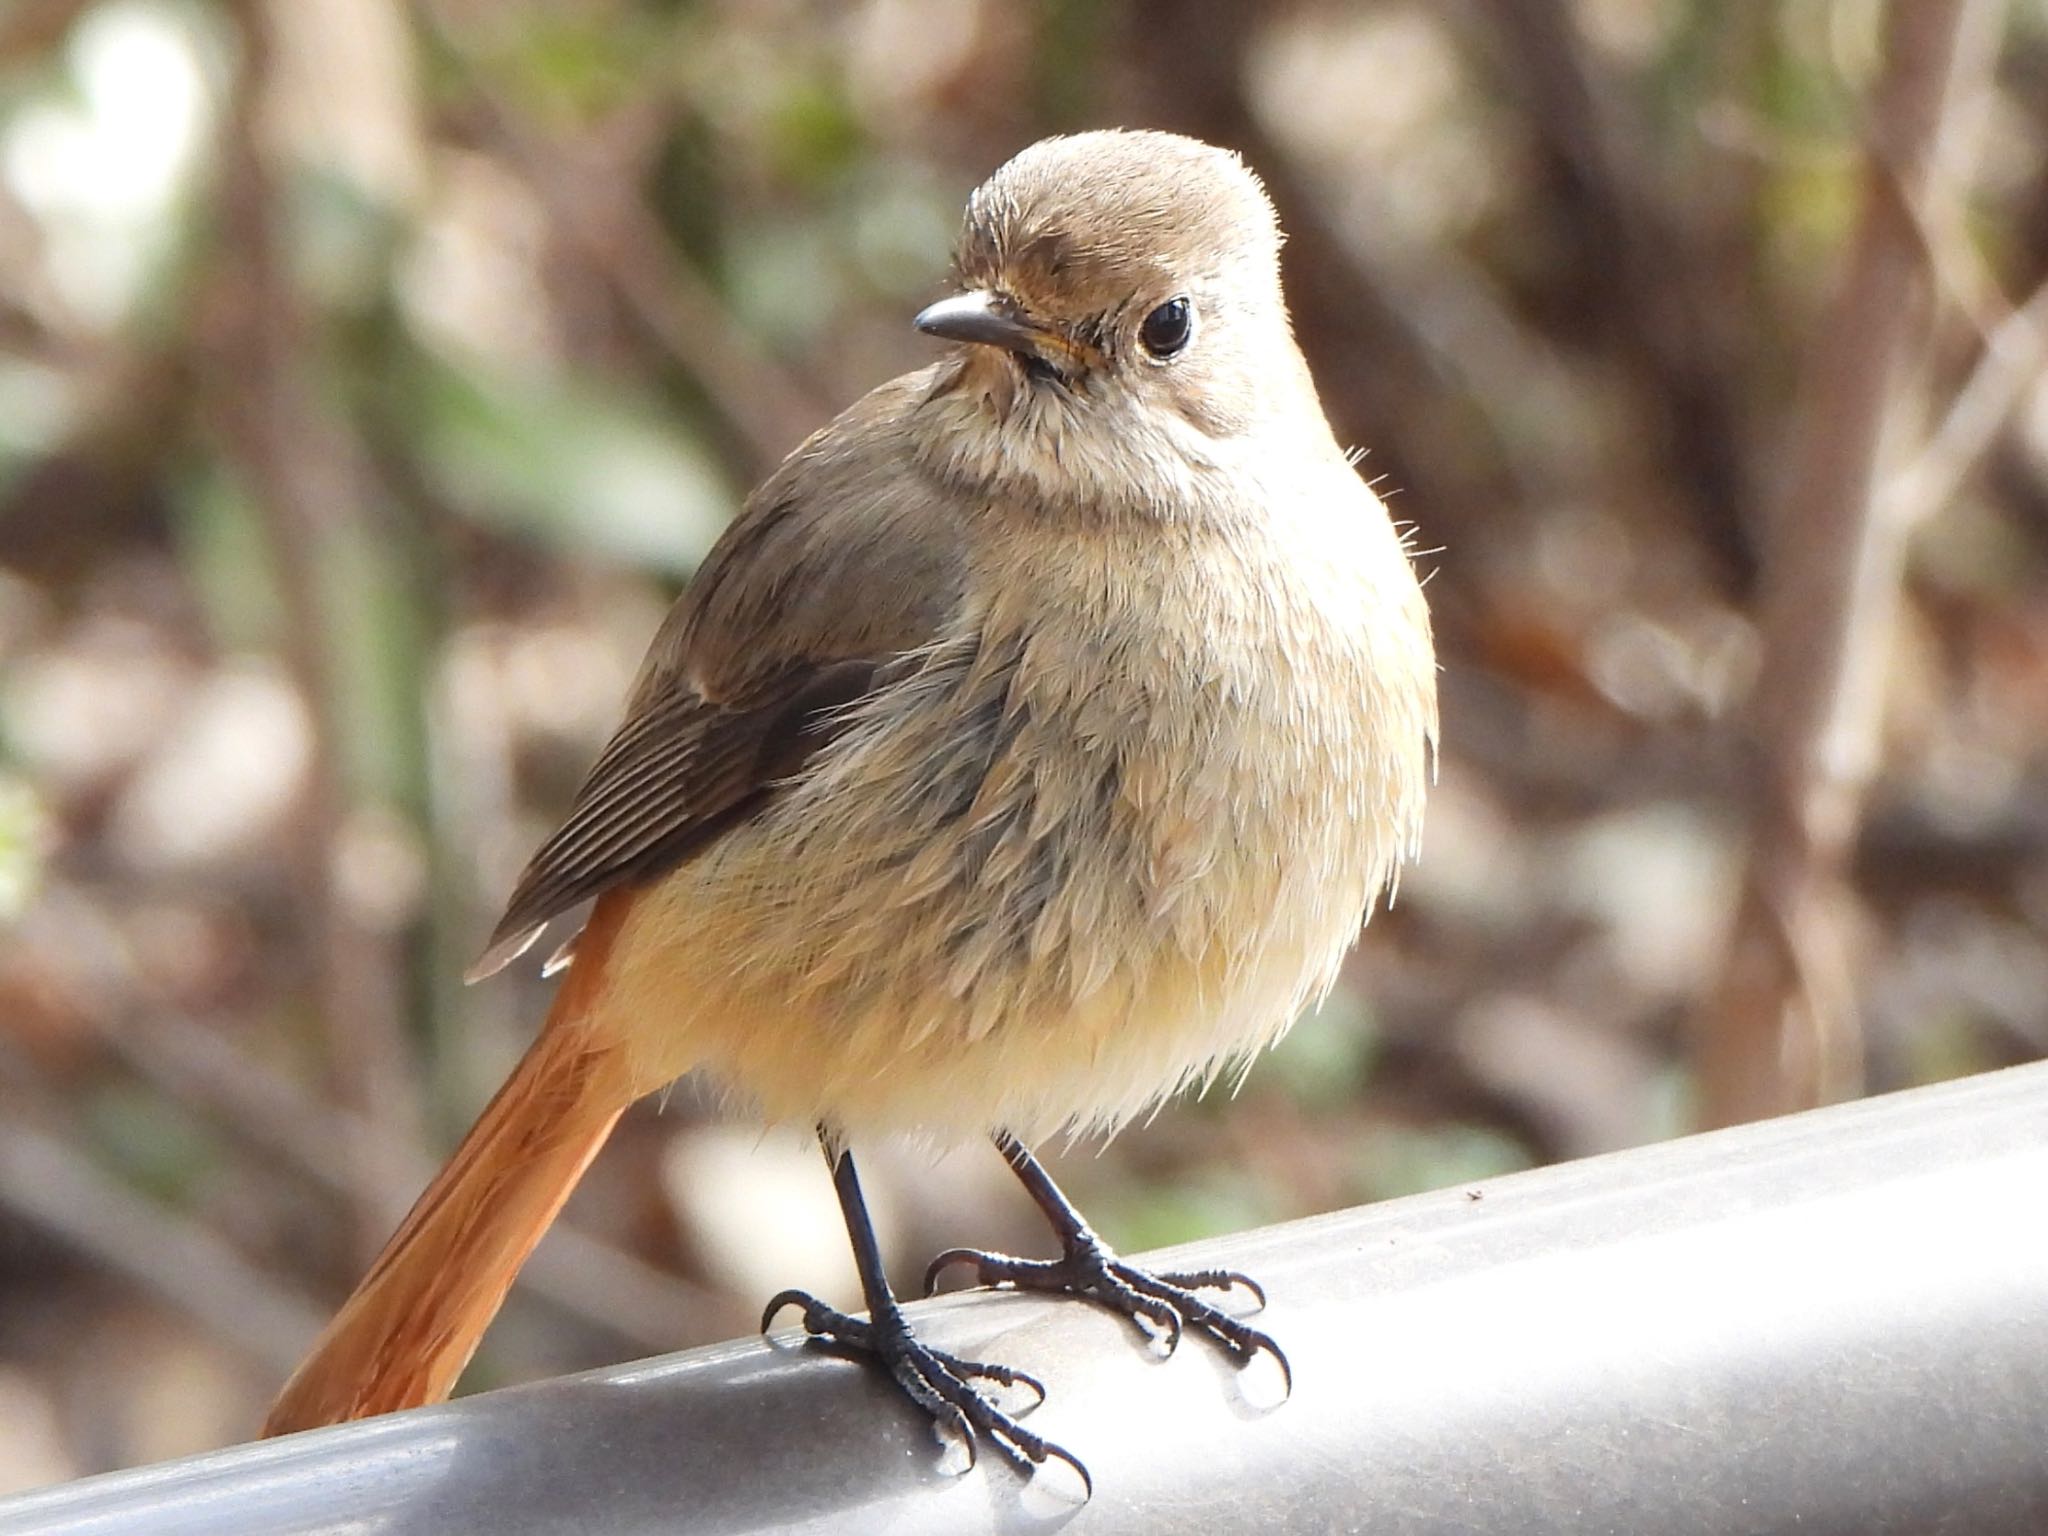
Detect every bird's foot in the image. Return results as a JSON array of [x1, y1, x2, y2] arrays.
[[761, 1288, 1090, 1495], [923, 1238, 1291, 1393]]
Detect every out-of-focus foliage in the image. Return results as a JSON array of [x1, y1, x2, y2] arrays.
[[2, 0, 2047, 1489], [0, 778, 43, 922]]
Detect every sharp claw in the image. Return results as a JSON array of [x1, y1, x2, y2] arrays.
[[1262, 1337, 1295, 1399], [979, 1362, 1048, 1409], [1160, 1267, 1267, 1310], [922, 1247, 980, 1295], [918, 1238, 1284, 1417], [765, 1287, 1080, 1486], [937, 1353, 1047, 1414], [1211, 1316, 1292, 1397], [760, 1289, 810, 1333], [1154, 1304, 1184, 1354], [1112, 1283, 1184, 1353], [1196, 1269, 1266, 1309], [983, 1417, 1083, 1490], [1044, 1440, 1094, 1500], [950, 1414, 980, 1473]]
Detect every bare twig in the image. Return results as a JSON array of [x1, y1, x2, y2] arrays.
[[1852, 3, 2014, 350], [1885, 274, 2048, 532], [1693, 0, 2008, 1128]]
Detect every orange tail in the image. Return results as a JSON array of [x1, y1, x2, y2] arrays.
[[262, 893, 639, 1436]]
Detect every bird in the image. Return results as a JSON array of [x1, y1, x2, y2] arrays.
[[261, 127, 1437, 1488]]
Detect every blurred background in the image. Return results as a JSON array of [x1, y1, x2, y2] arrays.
[[2, 0, 2046, 1490]]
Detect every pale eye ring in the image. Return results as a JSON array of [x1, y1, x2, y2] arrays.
[[1138, 297, 1193, 359]]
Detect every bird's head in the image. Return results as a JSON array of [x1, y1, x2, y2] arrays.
[[916, 131, 1311, 487]]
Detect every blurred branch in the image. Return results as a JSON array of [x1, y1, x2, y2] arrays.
[[204, 0, 424, 1256], [32, 888, 722, 1356], [1460, 0, 1761, 597], [0, 1088, 324, 1379], [1885, 274, 2048, 531], [115, 1006, 719, 1353], [1693, 0, 2008, 1128], [1855, 13, 2013, 349], [507, 117, 828, 474]]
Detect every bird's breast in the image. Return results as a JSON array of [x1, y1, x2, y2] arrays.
[[604, 496, 1434, 1138]]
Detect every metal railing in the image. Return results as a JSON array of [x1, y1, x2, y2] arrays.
[[4, 1062, 2047, 1534]]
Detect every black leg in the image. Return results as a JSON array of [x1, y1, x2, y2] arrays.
[[761, 1132, 1090, 1494], [925, 1133, 1291, 1393]]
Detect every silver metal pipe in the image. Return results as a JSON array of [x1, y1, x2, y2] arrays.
[[6, 1062, 2048, 1535]]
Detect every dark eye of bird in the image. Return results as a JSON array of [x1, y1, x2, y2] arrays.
[[1138, 297, 1193, 359]]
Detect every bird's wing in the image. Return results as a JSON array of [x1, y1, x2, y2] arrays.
[[468, 373, 969, 982], [466, 657, 888, 981]]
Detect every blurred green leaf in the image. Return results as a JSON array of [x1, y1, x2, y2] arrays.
[[1904, 1007, 2000, 1090], [724, 217, 845, 348], [1098, 1169, 1270, 1254], [289, 165, 407, 313], [848, 170, 957, 297], [767, 75, 863, 187], [1260, 990, 1381, 1112], [410, 360, 732, 575], [82, 1081, 222, 1204], [169, 465, 284, 652], [1033, 0, 1113, 128], [0, 361, 75, 471], [1350, 1123, 1534, 1204], [0, 775, 45, 924], [323, 512, 431, 805], [487, 8, 661, 121]]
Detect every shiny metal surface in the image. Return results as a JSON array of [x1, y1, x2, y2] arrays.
[[6, 1063, 2047, 1535]]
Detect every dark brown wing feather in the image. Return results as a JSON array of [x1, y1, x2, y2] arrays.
[[466, 369, 969, 984], [467, 658, 885, 982]]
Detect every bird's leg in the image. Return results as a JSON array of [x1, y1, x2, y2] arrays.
[[924, 1133, 1291, 1391], [761, 1132, 1089, 1491]]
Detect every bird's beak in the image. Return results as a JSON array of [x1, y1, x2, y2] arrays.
[[914, 291, 1087, 372]]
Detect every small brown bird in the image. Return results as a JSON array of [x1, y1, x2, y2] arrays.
[[262, 129, 1437, 1484]]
